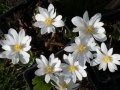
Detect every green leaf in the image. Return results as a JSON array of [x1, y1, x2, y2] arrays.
[[32, 76, 52, 90], [112, 30, 120, 41]]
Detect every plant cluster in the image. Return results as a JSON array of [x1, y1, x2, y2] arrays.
[[0, 3, 120, 90]]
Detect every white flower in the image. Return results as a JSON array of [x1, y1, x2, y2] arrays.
[[34, 4, 65, 34], [72, 11, 107, 42], [61, 54, 87, 83], [0, 28, 31, 64], [35, 53, 62, 83], [52, 76, 79, 90], [91, 43, 120, 72], [64, 36, 98, 66]]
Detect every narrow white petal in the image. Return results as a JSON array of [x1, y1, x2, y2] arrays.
[[34, 21, 46, 28], [83, 11, 89, 25], [19, 29, 25, 43], [48, 4, 54, 12], [111, 54, 120, 61], [99, 63, 104, 70], [19, 51, 30, 64], [72, 27, 81, 32], [35, 14, 45, 21], [53, 15, 62, 21], [93, 22, 104, 28], [90, 59, 100, 66], [93, 33, 107, 42], [11, 53, 19, 64], [72, 73, 76, 83], [52, 20, 64, 27], [38, 7, 49, 18], [35, 69, 45, 76], [107, 48, 113, 56], [22, 46, 31, 51], [79, 69, 87, 77], [108, 62, 116, 72], [4, 34, 15, 44], [72, 16, 85, 27], [21, 36, 31, 45], [101, 43, 108, 55], [53, 68, 62, 72], [75, 70, 82, 80], [2, 45, 12, 51], [36, 58, 46, 68], [102, 62, 107, 71], [41, 27, 47, 34], [45, 74, 50, 83], [41, 55, 48, 66], [93, 27, 105, 34], [112, 60, 120, 65], [64, 46, 75, 52], [75, 37, 80, 46]]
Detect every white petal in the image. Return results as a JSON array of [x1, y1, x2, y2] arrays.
[[64, 46, 75, 52], [75, 37, 80, 46], [36, 58, 45, 68], [93, 27, 105, 33], [108, 62, 116, 72], [98, 63, 103, 70], [34, 21, 46, 28], [41, 27, 47, 34], [83, 11, 89, 25], [48, 4, 54, 12], [71, 73, 76, 83], [75, 70, 82, 80], [93, 33, 107, 42], [2, 45, 12, 51], [72, 27, 81, 32], [107, 48, 113, 56], [89, 13, 101, 25], [45, 74, 50, 83], [112, 60, 120, 65], [53, 67, 62, 72], [101, 43, 108, 55], [35, 14, 45, 21], [90, 59, 100, 66], [38, 7, 49, 18], [0, 51, 13, 58], [102, 62, 107, 71], [22, 46, 31, 51], [4, 34, 15, 44], [52, 20, 64, 27], [35, 69, 45, 76], [111, 54, 120, 61], [19, 29, 25, 43], [21, 36, 31, 45], [71, 16, 85, 27], [19, 51, 30, 64], [53, 15, 62, 21], [79, 69, 87, 77], [93, 22, 104, 28], [11, 53, 19, 64], [8, 28, 18, 42], [41, 55, 48, 66]]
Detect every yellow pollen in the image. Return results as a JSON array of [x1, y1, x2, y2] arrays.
[[45, 17, 52, 25], [14, 43, 22, 51], [60, 83, 67, 89], [78, 44, 87, 52], [86, 26, 93, 34], [102, 55, 111, 63], [45, 65, 53, 73], [68, 65, 76, 72]]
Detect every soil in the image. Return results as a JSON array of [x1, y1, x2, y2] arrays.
[[0, 0, 93, 90]]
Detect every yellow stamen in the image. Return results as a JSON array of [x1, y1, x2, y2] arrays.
[[45, 65, 53, 73], [45, 17, 52, 25], [78, 44, 87, 52], [60, 83, 67, 88], [68, 65, 76, 72], [102, 55, 111, 63], [86, 26, 93, 34], [14, 43, 22, 51]]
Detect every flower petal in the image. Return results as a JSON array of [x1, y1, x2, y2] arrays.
[[45, 74, 50, 83], [34, 21, 46, 28], [64, 46, 75, 52], [52, 20, 64, 27], [101, 43, 108, 55], [75, 37, 80, 46], [35, 14, 45, 21], [53, 15, 62, 21], [19, 29, 25, 43], [2, 45, 12, 51], [93, 27, 105, 34], [93, 33, 107, 42], [75, 70, 82, 81], [41, 55, 48, 66], [35, 68, 45, 76], [107, 48, 113, 56], [111, 54, 120, 61], [83, 11, 89, 25]]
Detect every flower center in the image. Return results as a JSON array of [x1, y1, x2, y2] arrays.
[[102, 55, 111, 63], [86, 26, 93, 34], [68, 65, 76, 72], [14, 43, 22, 51], [78, 44, 87, 52], [60, 83, 67, 89], [45, 17, 52, 25], [45, 65, 53, 73]]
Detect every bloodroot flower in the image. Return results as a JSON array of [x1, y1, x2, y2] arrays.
[[34, 4, 65, 34], [35, 53, 62, 83], [72, 11, 107, 42], [91, 43, 120, 72], [61, 54, 87, 83], [0, 28, 32, 64]]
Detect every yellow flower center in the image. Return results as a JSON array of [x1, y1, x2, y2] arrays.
[[102, 55, 111, 63], [78, 44, 87, 52], [45, 17, 52, 25], [45, 65, 53, 73], [60, 83, 67, 89], [86, 26, 93, 34], [14, 43, 22, 51], [68, 65, 76, 72]]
